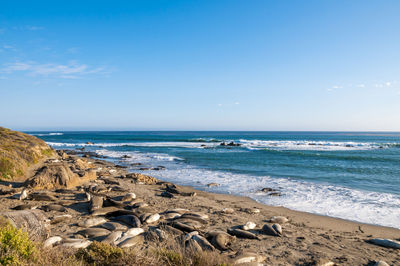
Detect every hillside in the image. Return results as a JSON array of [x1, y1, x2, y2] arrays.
[[0, 127, 54, 180]]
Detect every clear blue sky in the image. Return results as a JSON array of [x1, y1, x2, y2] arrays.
[[1, 0, 399, 131]]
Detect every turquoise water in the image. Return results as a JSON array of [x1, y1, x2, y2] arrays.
[[30, 131, 400, 228]]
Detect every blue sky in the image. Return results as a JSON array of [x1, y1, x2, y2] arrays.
[[1, 0, 399, 131]]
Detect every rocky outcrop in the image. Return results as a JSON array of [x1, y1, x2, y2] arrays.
[[125, 173, 158, 184], [24, 161, 97, 190], [0, 127, 55, 180], [1, 210, 48, 240]]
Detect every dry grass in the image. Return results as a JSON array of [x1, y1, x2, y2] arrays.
[[0, 127, 54, 180]]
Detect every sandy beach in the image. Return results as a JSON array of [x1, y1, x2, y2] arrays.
[[1, 149, 399, 265]]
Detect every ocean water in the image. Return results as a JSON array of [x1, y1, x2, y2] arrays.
[[30, 131, 400, 229]]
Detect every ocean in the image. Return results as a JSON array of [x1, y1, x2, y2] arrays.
[[29, 131, 400, 229]]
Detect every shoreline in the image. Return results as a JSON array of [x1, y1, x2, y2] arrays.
[[1, 149, 399, 265], [74, 152, 400, 264], [84, 148, 400, 232]]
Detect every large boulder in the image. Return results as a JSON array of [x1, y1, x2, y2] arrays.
[[0, 127, 55, 180], [24, 162, 97, 189], [0, 210, 48, 240], [125, 173, 158, 184]]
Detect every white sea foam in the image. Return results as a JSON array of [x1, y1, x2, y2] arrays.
[[143, 164, 400, 229], [95, 149, 184, 162], [32, 132, 64, 136], [46, 141, 218, 148], [238, 139, 385, 151], [46, 140, 393, 151]]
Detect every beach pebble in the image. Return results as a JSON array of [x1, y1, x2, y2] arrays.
[[207, 183, 220, 188]]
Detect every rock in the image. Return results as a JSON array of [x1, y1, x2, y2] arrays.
[[0, 127, 54, 180], [1, 210, 48, 240], [260, 187, 277, 192], [125, 173, 158, 184], [207, 183, 220, 188], [367, 238, 400, 249], [43, 236, 63, 248], [268, 192, 281, 196], [24, 162, 97, 190]]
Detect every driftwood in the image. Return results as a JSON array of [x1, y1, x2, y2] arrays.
[[1, 209, 48, 240]]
